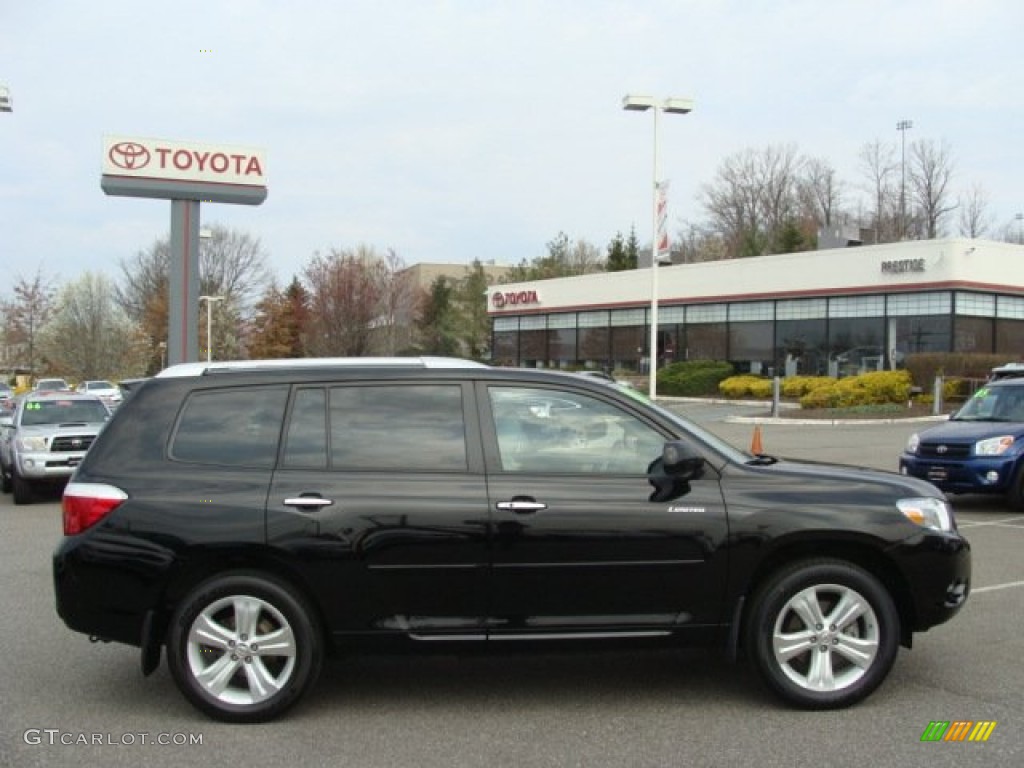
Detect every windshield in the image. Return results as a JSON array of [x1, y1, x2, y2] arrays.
[[954, 385, 1024, 422], [20, 400, 108, 426]]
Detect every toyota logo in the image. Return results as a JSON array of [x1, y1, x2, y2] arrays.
[[108, 141, 151, 170], [492, 291, 506, 309], [936, 445, 948, 454], [71, 438, 83, 448]]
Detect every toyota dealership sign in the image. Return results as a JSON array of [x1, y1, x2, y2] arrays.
[[101, 135, 267, 204]]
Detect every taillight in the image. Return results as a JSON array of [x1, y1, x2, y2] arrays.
[[62, 483, 128, 535]]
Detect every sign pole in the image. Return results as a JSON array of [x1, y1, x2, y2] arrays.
[[167, 200, 201, 366]]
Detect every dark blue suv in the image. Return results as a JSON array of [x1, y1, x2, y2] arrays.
[[901, 377, 1024, 507]]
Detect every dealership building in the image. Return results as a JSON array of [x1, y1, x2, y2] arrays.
[[488, 238, 1024, 377]]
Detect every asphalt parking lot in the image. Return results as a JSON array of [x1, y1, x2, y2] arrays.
[[0, 403, 1021, 767]]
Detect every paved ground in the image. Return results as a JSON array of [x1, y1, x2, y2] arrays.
[[1, 403, 1021, 767]]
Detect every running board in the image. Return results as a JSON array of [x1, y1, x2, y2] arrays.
[[409, 630, 671, 642]]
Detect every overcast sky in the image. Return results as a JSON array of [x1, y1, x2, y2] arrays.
[[2, 0, 1022, 289]]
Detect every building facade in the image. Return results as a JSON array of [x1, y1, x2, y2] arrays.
[[488, 238, 1024, 377]]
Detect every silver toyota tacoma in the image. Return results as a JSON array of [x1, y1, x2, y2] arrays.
[[0, 392, 109, 504]]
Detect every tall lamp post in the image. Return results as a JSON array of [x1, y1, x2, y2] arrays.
[[897, 119, 913, 239], [623, 94, 694, 399], [198, 295, 224, 362]]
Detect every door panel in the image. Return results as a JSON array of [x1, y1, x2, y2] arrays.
[[266, 382, 489, 638], [481, 384, 730, 637]]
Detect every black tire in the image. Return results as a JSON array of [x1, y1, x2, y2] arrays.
[[745, 559, 900, 709], [12, 470, 35, 505], [166, 573, 323, 723]]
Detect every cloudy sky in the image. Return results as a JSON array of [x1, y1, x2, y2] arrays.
[[1, 0, 1021, 289]]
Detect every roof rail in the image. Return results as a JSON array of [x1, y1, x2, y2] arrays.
[[155, 356, 488, 378]]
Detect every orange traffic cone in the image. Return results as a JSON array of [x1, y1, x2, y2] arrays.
[[750, 424, 764, 455]]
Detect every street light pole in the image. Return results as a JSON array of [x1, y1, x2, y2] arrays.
[[198, 295, 224, 362], [897, 119, 913, 239], [623, 94, 694, 399]]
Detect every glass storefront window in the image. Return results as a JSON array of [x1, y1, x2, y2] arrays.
[[954, 316, 994, 353], [728, 321, 773, 374], [827, 317, 886, 377], [996, 318, 1024, 356], [776, 318, 827, 376], [685, 324, 727, 361]]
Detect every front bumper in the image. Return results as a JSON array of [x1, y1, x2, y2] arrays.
[[890, 529, 971, 632], [17, 450, 86, 480], [900, 453, 1017, 495]]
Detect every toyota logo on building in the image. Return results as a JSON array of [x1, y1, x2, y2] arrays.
[[108, 141, 151, 170], [492, 291, 507, 309]]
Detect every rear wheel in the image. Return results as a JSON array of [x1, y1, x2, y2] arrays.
[[167, 573, 323, 723], [746, 559, 899, 709]]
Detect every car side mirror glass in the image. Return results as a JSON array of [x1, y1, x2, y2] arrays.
[[647, 440, 705, 502]]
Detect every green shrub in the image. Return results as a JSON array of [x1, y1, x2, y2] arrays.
[[719, 375, 772, 398], [657, 360, 734, 397]]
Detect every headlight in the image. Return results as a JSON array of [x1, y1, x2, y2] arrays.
[[16, 436, 47, 451], [905, 433, 920, 454], [975, 435, 1014, 456], [898, 497, 954, 532]]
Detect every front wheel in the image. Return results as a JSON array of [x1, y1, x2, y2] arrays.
[[746, 559, 900, 709], [12, 470, 35, 505], [166, 573, 323, 723]]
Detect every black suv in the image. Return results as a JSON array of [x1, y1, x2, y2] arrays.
[[54, 358, 970, 722]]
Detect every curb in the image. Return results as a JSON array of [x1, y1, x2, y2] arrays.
[[726, 414, 949, 426]]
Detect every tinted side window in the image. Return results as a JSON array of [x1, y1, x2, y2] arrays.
[[172, 386, 289, 467], [489, 386, 664, 474], [283, 388, 327, 468], [328, 385, 467, 471]]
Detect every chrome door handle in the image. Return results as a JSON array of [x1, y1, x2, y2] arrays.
[[283, 496, 334, 509], [496, 500, 548, 514]]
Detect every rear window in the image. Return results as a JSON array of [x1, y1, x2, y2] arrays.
[[171, 386, 289, 467]]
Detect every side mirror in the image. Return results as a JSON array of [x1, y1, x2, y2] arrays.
[[647, 440, 705, 502], [661, 440, 705, 481]]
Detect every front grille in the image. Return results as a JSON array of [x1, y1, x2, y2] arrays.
[[51, 435, 95, 453], [918, 442, 971, 459]]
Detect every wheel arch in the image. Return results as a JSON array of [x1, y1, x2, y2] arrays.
[[155, 547, 332, 653], [736, 539, 916, 649]]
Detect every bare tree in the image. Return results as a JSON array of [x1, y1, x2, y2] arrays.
[[700, 144, 808, 258], [857, 139, 899, 243], [799, 156, 844, 228], [39, 272, 149, 380], [3, 269, 56, 377], [303, 246, 386, 357], [908, 138, 957, 239], [374, 248, 419, 355], [958, 184, 992, 238], [118, 224, 270, 370]]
